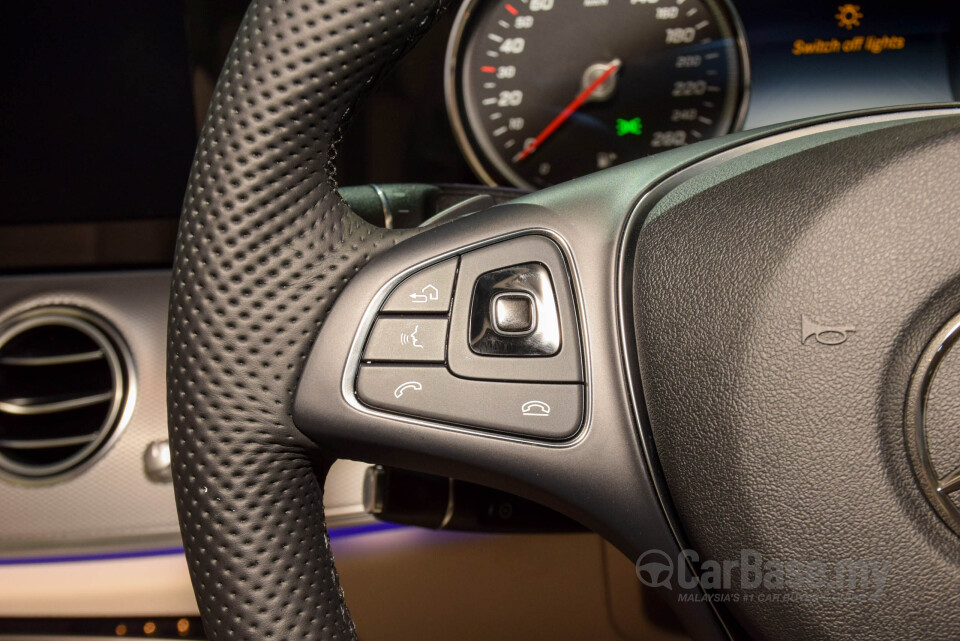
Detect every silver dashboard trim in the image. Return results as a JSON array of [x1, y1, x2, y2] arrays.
[[0, 272, 373, 554]]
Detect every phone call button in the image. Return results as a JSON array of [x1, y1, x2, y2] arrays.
[[355, 365, 583, 440]]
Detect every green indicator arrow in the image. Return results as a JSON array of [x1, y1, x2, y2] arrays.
[[616, 117, 642, 137]]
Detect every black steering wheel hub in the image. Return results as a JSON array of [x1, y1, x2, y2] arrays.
[[631, 115, 960, 640]]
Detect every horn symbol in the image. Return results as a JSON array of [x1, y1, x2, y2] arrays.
[[801, 315, 856, 346]]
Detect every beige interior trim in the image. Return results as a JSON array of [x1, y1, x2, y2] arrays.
[[0, 530, 688, 641], [0, 553, 198, 617]]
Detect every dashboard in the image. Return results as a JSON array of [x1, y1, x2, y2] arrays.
[[0, 0, 956, 548], [1, 0, 958, 233]]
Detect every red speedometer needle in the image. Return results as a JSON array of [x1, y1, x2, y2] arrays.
[[514, 58, 621, 163]]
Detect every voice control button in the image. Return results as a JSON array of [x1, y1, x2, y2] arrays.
[[363, 317, 447, 363]]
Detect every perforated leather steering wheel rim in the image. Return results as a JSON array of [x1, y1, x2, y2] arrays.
[[167, 1, 447, 638]]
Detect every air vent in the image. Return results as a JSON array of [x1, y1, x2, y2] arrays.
[[0, 308, 130, 480]]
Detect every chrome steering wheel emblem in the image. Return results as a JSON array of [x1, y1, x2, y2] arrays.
[[905, 312, 960, 537]]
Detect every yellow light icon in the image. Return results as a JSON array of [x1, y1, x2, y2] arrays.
[[835, 4, 863, 30]]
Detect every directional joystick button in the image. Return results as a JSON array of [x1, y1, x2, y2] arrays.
[[492, 292, 537, 335]]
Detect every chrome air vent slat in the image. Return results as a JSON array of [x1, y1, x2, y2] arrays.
[[0, 308, 131, 480], [0, 350, 105, 366], [0, 434, 100, 449], [0, 391, 115, 416]]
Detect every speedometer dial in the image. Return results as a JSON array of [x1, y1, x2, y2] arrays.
[[446, 0, 748, 189]]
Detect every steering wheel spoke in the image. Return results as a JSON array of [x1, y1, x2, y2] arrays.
[[294, 198, 658, 550], [940, 465, 960, 495]]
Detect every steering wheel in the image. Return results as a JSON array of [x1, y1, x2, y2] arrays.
[[167, 0, 960, 638]]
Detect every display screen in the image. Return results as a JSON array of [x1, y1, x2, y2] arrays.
[[0, 2, 197, 225], [736, 0, 960, 128]]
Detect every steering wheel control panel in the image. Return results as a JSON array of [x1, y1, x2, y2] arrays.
[[355, 235, 584, 440]]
